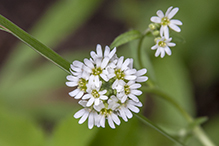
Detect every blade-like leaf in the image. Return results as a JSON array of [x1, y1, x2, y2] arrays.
[[110, 30, 142, 48], [0, 15, 71, 74]]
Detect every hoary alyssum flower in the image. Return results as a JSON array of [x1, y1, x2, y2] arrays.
[[150, 6, 182, 39], [66, 44, 148, 129], [151, 37, 176, 58]]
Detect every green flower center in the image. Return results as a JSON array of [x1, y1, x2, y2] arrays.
[[78, 78, 87, 92], [92, 67, 102, 76], [100, 108, 112, 115], [115, 69, 125, 80], [91, 89, 100, 98], [124, 85, 130, 95], [158, 41, 166, 47], [161, 17, 170, 26]]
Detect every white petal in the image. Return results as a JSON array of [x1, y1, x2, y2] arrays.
[[167, 42, 176, 47], [156, 10, 164, 18], [124, 75, 136, 80], [170, 19, 182, 25], [75, 91, 84, 99], [168, 7, 179, 19], [160, 49, 165, 58], [111, 113, 120, 125], [129, 83, 141, 89], [100, 73, 109, 81], [66, 75, 77, 81], [69, 88, 80, 97], [121, 95, 127, 103], [131, 90, 142, 95], [151, 44, 158, 50], [169, 23, 181, 32], [66, 81, 78, 87], [108, 47, 116, 59], [165, 6, 173, 17], [124, 69, 136, 75], [136, 69, 147, 76], [150, 16, 161, 23], [101, 57, 109, 69], [128, 94, 139, 102], [87, 98, 95, 107], [117, 56, 124, 68], [163, 26, 169, 39], [121, 58, 130, 71], [88, 112, 94, 129], [164, 46, 172, 56], [95, 99, 100, 106], [82, 94, 91, 99], [78, 111, 89, 124], [108, 115, 115, 129], [136, 76, 148, 82], [104, 46, 110, 56], [127, 104, 139, 113], [74, 109, 85, 118], [73, 60, 83, 68], [96, 44, 103, 57], [124, 108, 133, 119], [84, 58, 94, 68], [100, 95, 108, 100], [155, 48, 161, 57], [119, 109, 128, 122], [100, 115, 105, 128], [90, 51, 97, 60]]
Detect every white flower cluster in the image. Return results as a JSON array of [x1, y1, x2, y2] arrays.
[[66, 44, 148, 129], [150, 6, 182, 58]]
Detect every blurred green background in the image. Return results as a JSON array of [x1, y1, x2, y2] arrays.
[[0, 0, 219, 145]]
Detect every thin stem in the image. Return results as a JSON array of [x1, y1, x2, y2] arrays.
[[135, 113, 186, 146], [142, 86, 216, 146]]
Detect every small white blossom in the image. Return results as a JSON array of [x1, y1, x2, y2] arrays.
[[150, 6, 182, 38], [74, 100, 99, 129], [151, 37, 176, 58], [66, 44, 147, 129]]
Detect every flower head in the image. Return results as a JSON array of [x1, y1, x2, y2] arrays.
[[66, 44, 148, 129], [150, 6, 182, 38], [151, 37, 176, 58]]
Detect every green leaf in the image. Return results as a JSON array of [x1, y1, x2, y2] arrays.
[[110, 30, 142, 48], [89, 117, 140, 146], [0, 14, 71, 74], [0, 108, 45, 146], [48, 114, 98, 146]]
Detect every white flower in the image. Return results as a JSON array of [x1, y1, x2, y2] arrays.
[[115, 80, 142, 103], [135, 69, 148, 82], [151, 37, 176, 58], [82, 83, 108, 107], [95, 101, 121, 129], [66, 61, 90, 99], [74, 100, 99, 129], [150, 6, 182, 38], [66, 44, 147, 129], [118, 100, 143, 122]]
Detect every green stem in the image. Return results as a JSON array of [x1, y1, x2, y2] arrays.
[[142, 86, 216, 146], [135, 113, 186, 146]]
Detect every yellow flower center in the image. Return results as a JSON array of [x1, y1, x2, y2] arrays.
[[115, 69, 125, 80], [92, 67, 102, 76], [78, 78, 87, 92], [91, 89, 100, 98], [161, 17, 170, 26], [124, 85, 130, 95], [158, 41, 166, 47]]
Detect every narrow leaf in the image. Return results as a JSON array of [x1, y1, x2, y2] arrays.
[[0, 15, 71, 74], [134, 113, 186, 146], [110, 30, 142, 48]]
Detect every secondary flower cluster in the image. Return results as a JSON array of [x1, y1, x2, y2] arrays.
[[66, 44, 148, 129], [150, 6, 182, 58]]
